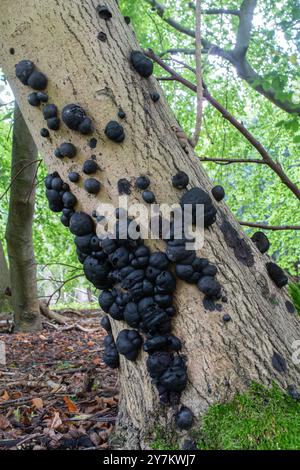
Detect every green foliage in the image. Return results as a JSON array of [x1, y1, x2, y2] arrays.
[[151, 425, 179, 450], [198, 383, 300, 450], [289, 282, 300, 314]]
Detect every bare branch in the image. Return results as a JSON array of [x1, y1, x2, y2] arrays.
[[188, 3, 240, 16], [198, 157, 267, 165], [145, 49, 300, 200], [239, 221, 300, 231], [191, 0, 203, 148]]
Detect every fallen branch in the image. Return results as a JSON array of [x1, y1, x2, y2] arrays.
[[39, 301, 69, 325], [239, 221, 300, 231]]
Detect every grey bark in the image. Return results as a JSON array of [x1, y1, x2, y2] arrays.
[[0, 240, 10, 313]]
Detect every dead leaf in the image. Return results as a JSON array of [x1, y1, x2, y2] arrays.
[[50, 411, 62, 430], [0, 415, 10, 430], [1, 391, 9, 401], [32, 397, 44, 409], [63, 396, 78, 413]]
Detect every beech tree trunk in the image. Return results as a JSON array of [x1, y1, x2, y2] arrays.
[[0, 0, 299, 448], [5, 104, 41, 332], [0, 240, 10, 313]]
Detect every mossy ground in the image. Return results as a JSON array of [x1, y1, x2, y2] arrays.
[[152, 383, 300, 450]]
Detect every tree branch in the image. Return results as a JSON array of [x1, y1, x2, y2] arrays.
[[239, 221, 300, 231], [188, 3, 240, 16], [198, 157, 267, 165], [145, 49, 300, 201], [191, 0, 203, 147], [146, 0, 300, 115]]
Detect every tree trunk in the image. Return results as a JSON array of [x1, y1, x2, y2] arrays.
[[5, 104, 41, 332], [0, 240, 10, 314], [0, 0, 299, 448]]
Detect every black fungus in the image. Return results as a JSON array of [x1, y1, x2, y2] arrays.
[[159, 356, 188, 392], [28, 92, 40, 107], [124, 302, 140, 328], [287, 384, 300, 401], [62, 191, 77, 208], [142, 190, 155, 203], [135, 175, 150, 190], [147, 352, 173, 379], [47, 118, 60, 130], [84, 178, 101, 194], [97, 31, 107, 42], [211, 185, 225, 202], [175, 406, 194, 430], [100, 315, 111, 333], [272, 351, 287, 374], [69, 212, 94, 236], [198, 276, 221, 298], [84, 256, 112, 289], [182, 440, 197, 451], [96, 5, 112, 20], [118, 178, 131, 195], [103, 334, 119, 369], [105, 121, 125, 143], [88, 137, 97, 149], [149, 252, 169, 270], [251, 231, 270, 254], [118, 109, 126, 119], [116, 329, 143, 361], [40, 128, 50, 138], [37, 91, 48, 102], [62, 104, 93, 134], [131, 51, 153, 78], [27, 70, 48, 90], [172, 171, 189, 189], [180, 187, 217, 227], [124, 16, 131, 24], [285, 300, 295, 314], [109, 246, 130, 269], [266, 262, 288, 288], [60, 214, 70, 227], [51, 176, 64, 191], [46, 189, 63, 212], [150, 92, 160, 102], [58, 142, 77, 158], [175, 264, 194, 281], [99, 290, 115, 313], [156, 271, 176, 294], [9, 48, 15, 55], [54, 148, 63, 159], [15, 60, 34, 85], [223, 313, 231, 323], [43, 104, 58, 120], [83, 159, 98, 174], [68, 172, 80, 183]]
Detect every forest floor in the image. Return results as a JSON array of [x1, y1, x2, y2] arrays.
[[0, 310, 118, 450]]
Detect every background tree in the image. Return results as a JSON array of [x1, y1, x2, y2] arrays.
[[0, 0, 299, 449], [0, 240, 10, 314]]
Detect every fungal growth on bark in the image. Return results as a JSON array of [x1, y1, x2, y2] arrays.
[[118, 109, 126, 119], [68, 171, 80, 183], [142, 190, 155, 203], [43, 103, 60, 130], [266, 262, 288, 288], [103, 334, 119, 369], [150, 91, 160, 102], [180, 187, 217, 227], [175, 406, 194, 430], [83, 159, 98, 174], [105, 121, 125, 143], [15, 60, 47, 89], [62, 104, 93, 134], [84, 178, 101, 195], [135, 175, 150, 190], [116, 329, 143, 361], [130, 51, 153, 78], [172, 171, 189, 189], [211, 185, 225, 202], [251, 231, 270, 254], [55, 142, 77, 159], [96, 5, 112, 20], [118, 178, 131, 195], [40, 128, 49, 138]]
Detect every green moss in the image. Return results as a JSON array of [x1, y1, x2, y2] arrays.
[[198, 383, 300, 450], [288, 282, 300, 315], [151, 425, 179, 450]]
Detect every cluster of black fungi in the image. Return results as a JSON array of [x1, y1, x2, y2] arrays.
[[15, 7, 291, 431]]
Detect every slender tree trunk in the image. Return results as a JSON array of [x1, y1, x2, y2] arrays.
[[5, 104, 41, 332], [0, 240, 10, 313], [0, 0, 299, 448]]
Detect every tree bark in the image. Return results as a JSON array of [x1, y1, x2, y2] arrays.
[[0, 0, 299, 448], [5, 104, 41, 332], [0, 240, 11, 314]]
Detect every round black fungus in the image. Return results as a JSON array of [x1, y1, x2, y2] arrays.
[[175, 264, 194, 281], [272, 351, 287, 374], [100, 315, 111, 332], [180, 187, 217, 227], [88, 137, 97, 149], [54, 148, 63, 159], [68, 172, 80, 183], [287, 384, 300, 401], [118, 178, 131, 195], [27, 92, 40, 107], [212, 185, 225, 201], [172, 171, 189, 189], [285, 300, 295, 314], [251, 231, 270, 254], [198, 276, 221, 298], [43, 104, 57, 120], [27, 70, 48, 90], [150, 92, 160, 102], [47, 117, 60, 130], [59, 142, 77, 158], [156, 271, 176, 293], [99, 290, 115, 313], [97, 31, 107, 42], [51, 177, 63, 191], [124, 302, 140, 328], [105, 121, 125, 143], [223, 313, 231, 323], [116, 329, 143, 361], [142, 190, 155, 203], [84, 178, 101, 194], [9, 48, 15, 55], [175, 406, 194, 430], [118, 109, 126, 119], [135, 175, 150, 190], [96, 5, 112, 20], [103, 334, 119, 369], [62, 191, 77, 209], [62, 104, 93, 134], [124, 16, 130, 24], [266, 262, 288, 288], [83, 159, 98, 174], [37, 91, 48, 102], [15, 60, 34, 85], [182, 440, 197, 451], [149, 252, 169, 270], [69, 212, 94, 236], [40, 128, 49, 138], [131, 51, 153, 78], [60, 214, 70, 227], [222, 295, 228, 303]]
